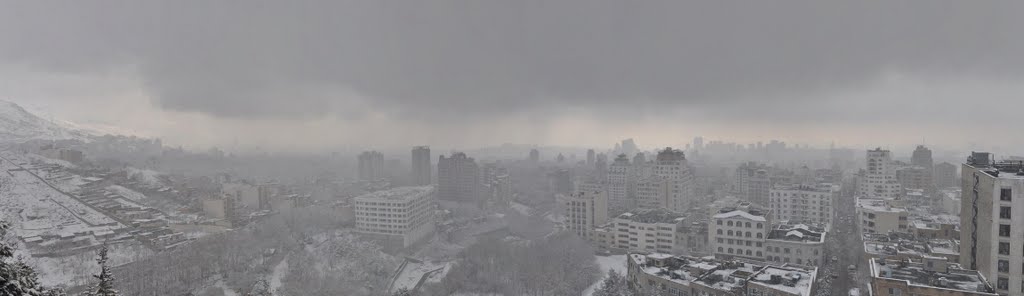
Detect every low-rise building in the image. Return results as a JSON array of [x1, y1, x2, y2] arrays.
[[869, 258, 996, 296], [857, 198, 909, 234], [598, 208, 685, 254], [710, 205, 771, 261], [354, 186, 437, 249], [765, 224, 826, 267], [627, 253, 722, 295]]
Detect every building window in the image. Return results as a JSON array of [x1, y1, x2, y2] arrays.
[[1001, 224, 1012, 237], [1001, 206, 1012, 219], [757, 233, 763, 239], [745, 232, 751, 238], [757, 223, 763, 229], [728, 221, 734, 226], [1000, 260, 1010, 273], [1002, 188, 1012, 201], [717, 229, 723, 235], [717, 220, 723, 225], [998, 277, 1009, 290], [888, 288, 901, 296], [745, 222, 751, 228], [1000, 242, 1011, 255]]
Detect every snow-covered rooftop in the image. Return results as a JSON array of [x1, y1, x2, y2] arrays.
[[713, 210, 766, 222]]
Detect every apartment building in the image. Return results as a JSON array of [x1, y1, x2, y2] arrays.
[[857, 198, 909, 234], [710, 205, 771, 261], [765, 223, 826, 267], [354, 186, 437, 249], [960, 152, 1024, 295], [870, 258, 995, 296], [561, 190, 609, 241], [769, 183, 837, 226], [599, 208, 685, 254]]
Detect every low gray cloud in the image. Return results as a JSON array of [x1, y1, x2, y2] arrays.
[[2, 1, 1023, 122]]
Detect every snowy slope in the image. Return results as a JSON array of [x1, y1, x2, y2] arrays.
[[0, 100, 92, 143]]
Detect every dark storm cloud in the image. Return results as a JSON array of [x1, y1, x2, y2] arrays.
[[1, 1, 1022, 121]]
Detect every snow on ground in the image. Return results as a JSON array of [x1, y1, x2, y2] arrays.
[[25, 153, 77, 168], [389, 260, 449, 294], [213, 280, 239, 296], [127, 167, 165, 187], [268, 257, 288, 293], [583, 255, 628, 296], [106, 185, 147, 202], [510, 201, 532, 216]]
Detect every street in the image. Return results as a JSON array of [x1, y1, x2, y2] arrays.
[[817, 179, 870, 296]]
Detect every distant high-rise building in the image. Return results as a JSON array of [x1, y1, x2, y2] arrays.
[[607, 154, 635, 213], [556, 153, 566, 163], [586, 149, 596, 166], [857, 148, 902, 198], [529, 149, 540, 163], [437, 152, 480, 202], [357, 151, 385, 181], [411, 146, 432, 186], [632, 152, 646, 165], [560, 190, 608, 241], [549, 169, 574, 195], [934, 162, 958, 188], [621, 138, 638, 156], [693, 136, 704, 150], [653, 147, 696, 212], [735, 162, 770, 206], [911, 145, 934, 169], [960, 152, 1024, 295], [481, 163, 511, 206]]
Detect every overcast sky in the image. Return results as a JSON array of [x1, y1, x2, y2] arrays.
[[2, 1, 1023, 153]]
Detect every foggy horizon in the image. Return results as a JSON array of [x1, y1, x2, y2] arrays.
[[2, 2, 1023, 296], [3, 1, 1024, 154]]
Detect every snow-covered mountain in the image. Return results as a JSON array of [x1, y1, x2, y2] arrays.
[[0, 100, 93, 143]]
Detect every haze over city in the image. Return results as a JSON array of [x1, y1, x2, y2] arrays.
[[1, 2, 1023, 296], [3, 1, 1024, 153]]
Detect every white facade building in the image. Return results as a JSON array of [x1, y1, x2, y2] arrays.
[[857, 197, 909, 234], [599, 209, 685, 254], [710, 205, 771, 261], [858, 148, 903, 199], [764, 223, 826, 267], [653, 147, 697, 213], [769, 183, 837, 226], [354, 186, 437, 249], [607, 154, 636, 213], [960, 152, 1024, 295], [561, 190, 609, 241]]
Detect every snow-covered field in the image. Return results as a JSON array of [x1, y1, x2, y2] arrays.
[[583, 255, 628, 296], [106, 185, 147, 202], [127, 167, 165, 187]]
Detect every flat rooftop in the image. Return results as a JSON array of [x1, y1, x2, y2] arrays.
[[767, 224, 826, 243], [630, 253, 722, 287], [354, 186, 435, 202], [748, 266, 816, 296], [870, 258, 994, 295], [697, 261, 763, 292], [713, 210, 767, 222], [617, 208, 686, 224]]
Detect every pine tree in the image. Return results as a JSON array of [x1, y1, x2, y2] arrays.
[[392, 287, 413, 296], [0, 221, 46, 296], [88, 244, 119, 296], [593, 269, 632, 296]]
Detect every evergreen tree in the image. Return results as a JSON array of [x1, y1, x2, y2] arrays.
[[592, 269, 632, 296], [88, 244, 118, 296], [0, 221, 46, 296], [391, 287, 413, 296]]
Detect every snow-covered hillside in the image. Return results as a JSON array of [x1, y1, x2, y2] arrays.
[[0, 100, 92, 143]]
